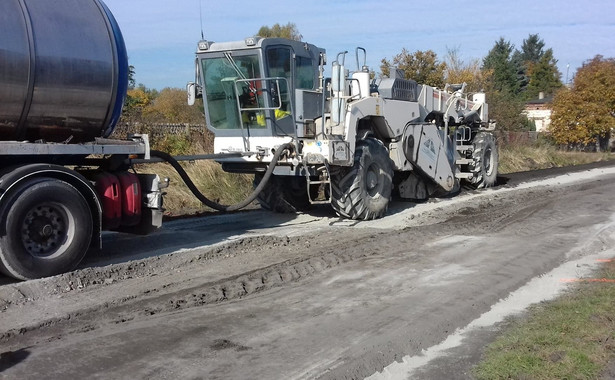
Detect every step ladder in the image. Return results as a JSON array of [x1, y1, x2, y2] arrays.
[[305, 162, 332, 204]]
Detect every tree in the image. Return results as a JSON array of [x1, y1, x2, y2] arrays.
[[525, 48, 563, 99], [482, 38, 519, 95], [519, 34, 545, 64], [380, 49, 446, 88], [142, 87, 204, 124], [511, 34, 562, 99], [257, 23, 302, 41], [550, 56, 615, 150], [444, 47, 487, 93], [481, 38, 528, 131], [123, 84, 157, 122]]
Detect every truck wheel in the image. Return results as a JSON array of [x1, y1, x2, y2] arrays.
[[469, 132, 498, 189], [253, 174, 312, 213], [0, 178, 93, 280], [331, 138, 394, 220]]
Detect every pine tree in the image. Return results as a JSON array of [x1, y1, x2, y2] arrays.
[[515, 34, 562, 99], [526, 49, 563, 99], [482, 38, 519, 95]]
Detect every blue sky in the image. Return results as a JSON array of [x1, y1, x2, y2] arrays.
[[103, 0, 615, 90]]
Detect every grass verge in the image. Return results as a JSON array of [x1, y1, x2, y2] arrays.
[[473, 260, 615, 379], [498, 144, 613, 174], [137, 161, 254, 217]]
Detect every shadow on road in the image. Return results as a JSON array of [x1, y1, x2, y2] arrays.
[[0, 349, 30, 373]]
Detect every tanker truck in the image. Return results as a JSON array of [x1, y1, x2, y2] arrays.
[[0, 0, 165, 280]]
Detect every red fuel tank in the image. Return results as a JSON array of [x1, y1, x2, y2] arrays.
[[94, 172, 122, 230], [117, 171, 142, 227]]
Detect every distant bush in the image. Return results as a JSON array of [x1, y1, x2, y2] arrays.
[[113, 123, 214, 155]]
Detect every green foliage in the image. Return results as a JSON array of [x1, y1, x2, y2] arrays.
[[514, 34, 546, 94], [486, 90, 527, 131], [482, 34, 562, 132], [482, 37, 519, 94], [502, 34, 562, 100], [550, 55, 615, 148], [521, 116, 537, 132], [380, 49, 446, 88], [151, 133, 193, 156], [257, 22, 302, 41], [526, 49, 563, 99], [519, 34, 546, 63]]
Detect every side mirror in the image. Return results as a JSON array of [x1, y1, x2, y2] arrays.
[[187, 82, 197, 106]]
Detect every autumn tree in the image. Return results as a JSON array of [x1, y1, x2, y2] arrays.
[[380, 49, 446, 88], [257, 23, 302, 41], [444, 47, 488, 93], [549, 56, 615, 150], [142, 87, 204, 124], [123, 84, 157, 123]]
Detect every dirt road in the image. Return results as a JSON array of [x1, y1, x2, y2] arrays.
[[2, 163, 615, 379]]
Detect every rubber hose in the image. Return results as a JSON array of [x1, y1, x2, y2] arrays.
[[150, 143, 292, 212]]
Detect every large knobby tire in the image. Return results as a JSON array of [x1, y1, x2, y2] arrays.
[[331, 138, 394, 220], [253, 174, 312, 213], [0, 178, 93, 280], [469, 132, 498, 189]]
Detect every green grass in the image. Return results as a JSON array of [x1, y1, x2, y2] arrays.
[[473, 261, 615, 379]]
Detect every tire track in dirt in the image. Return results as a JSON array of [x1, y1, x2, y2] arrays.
[[0, 234, 382, 349]]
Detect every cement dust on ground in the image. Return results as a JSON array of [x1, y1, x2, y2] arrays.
[[1, 164, 615, 379]]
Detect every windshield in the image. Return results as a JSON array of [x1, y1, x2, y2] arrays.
[[201, 53, 266, 130]]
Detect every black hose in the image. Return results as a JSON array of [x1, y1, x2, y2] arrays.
[[150, 143, 292, 212]]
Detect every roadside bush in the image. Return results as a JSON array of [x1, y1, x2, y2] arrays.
[[151, 133, 192, 156]]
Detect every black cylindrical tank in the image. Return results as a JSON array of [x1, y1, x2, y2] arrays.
[[0, 0, 128, 143]]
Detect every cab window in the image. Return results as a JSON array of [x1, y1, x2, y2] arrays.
[[296, 56, 314, 89]]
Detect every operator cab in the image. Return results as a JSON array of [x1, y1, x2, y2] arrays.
[[189, 37, 325, 151]]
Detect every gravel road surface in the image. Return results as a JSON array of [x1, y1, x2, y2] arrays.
[[1, 163, 615, 379]]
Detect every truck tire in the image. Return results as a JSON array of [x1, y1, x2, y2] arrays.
[[469, 132, 498, 189], [0, 178, 93, 280], [331, 138, 394, 220], [253, 174, 312, 213]]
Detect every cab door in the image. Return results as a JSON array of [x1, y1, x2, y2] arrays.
[[265, 46, 295, 136]]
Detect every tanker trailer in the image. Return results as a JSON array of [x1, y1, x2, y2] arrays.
[[0, 0, 164, 280]]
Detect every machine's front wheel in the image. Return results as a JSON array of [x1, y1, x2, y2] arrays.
[[331, 138, 394, 220], [468, 132, 498, 189], [0, 178, 93, 280]]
